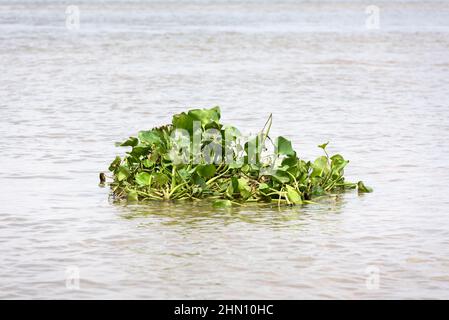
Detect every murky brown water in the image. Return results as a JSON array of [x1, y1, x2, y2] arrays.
[[1, 0, 449, 299]]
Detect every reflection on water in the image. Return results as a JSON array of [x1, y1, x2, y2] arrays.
[[117, 193, 347, 227], [1, 0, 449, 299]]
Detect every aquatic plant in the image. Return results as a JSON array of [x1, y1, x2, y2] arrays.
[[102, 106, 372, 207]]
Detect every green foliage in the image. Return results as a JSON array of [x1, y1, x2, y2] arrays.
[[104, 106, 372, 206], [135, 172, 152, 186], [286, 185, 303, 205], [357, 181, 373, 193], [196, 164, 217, 179], [276, 136, 296, 156]]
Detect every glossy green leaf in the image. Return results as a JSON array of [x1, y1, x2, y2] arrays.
[[311, 156, 330, 177], [142, 158, 154, 168], [357, 181, 373, 193], [281, 155, 298, 168], [286, 185, 303, 204], [228, 161, 244, 169], [311, 185, 325, 196], [108, 156, 121, 172], [258, 183, 269, 191], [318, 141, 329, 150], [188, 106, 220, 127], [127, 190, 138, 202], [152, 173, 169, 186], [129, 145, 149, 158], [117, 166, 130, 181], [223, 125, 241, 140], [177, 168, 191, 181], [135, 172, 152, 186], [138, 130, 162, 145], [196, 164, 217, 178], [330, 154, 349, 174], [272, 170, 290, 184], [120, 137, 138, 147], [237, 178, 252, 199], [172, 112, 194, 133], [276, 136, 295, 156]]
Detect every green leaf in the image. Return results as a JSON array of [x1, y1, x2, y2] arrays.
[[212, 199, 232, 208], [228, 161, 244, 169], [120, 137, 138, 147], [272, 170, 290, 184], [153, 173, 169, 186], [258, 183, 269, 191], [135, 172, 152, 186], [311, 156, 330, 177], [129, 145, 149, 158], [127, 190, 138, 202], [225, 176, 239, 198], [138, 130, 162, 145], [171, 107, 220, 134], [177, 168, 191, 181], [188, 106, 221, 127], [231, 176, 239, 191], [237, 178, 252, 199], [117, 166, 130, 181], [108, 156, 121, 172], [276, 136, 295, 156], [142, 158, 154, 168], [281, 155, 298, 168], [357, 181, 373, 193], [225, 183, 234, 198], [311, 185, 325, 196], [196, 164, 216, 179], [318, 141, 329, 150], [286, 185, 303, 204], [193, 174, 206, 188], [172, 112, 194, 133], [330, 154, 349, 174], [223, 125, 240, 140]]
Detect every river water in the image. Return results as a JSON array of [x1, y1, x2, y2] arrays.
[[1, 0, 449, 299]]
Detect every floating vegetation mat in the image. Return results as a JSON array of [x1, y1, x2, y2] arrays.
[[101, 107, 372, 207]]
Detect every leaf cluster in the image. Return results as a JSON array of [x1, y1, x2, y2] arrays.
[[105, 107, 372, 207]]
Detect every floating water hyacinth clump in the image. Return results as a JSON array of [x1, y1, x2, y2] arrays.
[[102, 107, 372, 207]]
